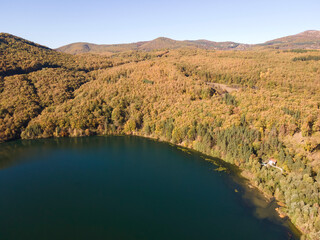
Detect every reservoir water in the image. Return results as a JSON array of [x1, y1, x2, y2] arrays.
[[0, 136, 299, 239]]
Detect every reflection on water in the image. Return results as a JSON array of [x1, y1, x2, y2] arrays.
[[0, 137, 105, 169]]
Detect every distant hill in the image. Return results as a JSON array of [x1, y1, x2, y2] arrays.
[[56, 41, 148, 55], [261, 30, 320, 49], [57, 30, 320, 54], [56, 37, 250, 54]]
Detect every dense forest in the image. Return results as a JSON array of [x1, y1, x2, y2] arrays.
[[1, 33, 320, 239]]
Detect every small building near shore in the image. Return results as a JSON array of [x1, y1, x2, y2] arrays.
[[268, 158, 277, 166]]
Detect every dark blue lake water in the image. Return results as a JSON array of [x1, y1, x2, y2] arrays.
[[0, 136, 298, 239]]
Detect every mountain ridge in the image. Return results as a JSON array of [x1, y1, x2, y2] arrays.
[[261, 30, 320, 49], [56, 30, 320, 54], [56, 36, 250, 54]]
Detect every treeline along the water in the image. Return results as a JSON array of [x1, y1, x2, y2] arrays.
[[1, 33, 320, 239]]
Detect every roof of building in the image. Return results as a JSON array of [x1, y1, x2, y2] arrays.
[[269, 158, 277, 163]]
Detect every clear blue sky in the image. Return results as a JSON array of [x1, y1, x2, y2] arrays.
[[1, 0, 319, 48]]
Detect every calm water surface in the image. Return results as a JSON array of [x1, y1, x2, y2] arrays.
[[0, 136, 299, 240]]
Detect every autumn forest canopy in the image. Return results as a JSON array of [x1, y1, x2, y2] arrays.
[[1, 31, 320, 239]]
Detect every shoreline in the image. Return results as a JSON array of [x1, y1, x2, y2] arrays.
[[128, 133, 304, 238], [99, 133, 303, 238]]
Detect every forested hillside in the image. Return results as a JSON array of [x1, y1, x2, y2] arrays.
[[1, 33, 320, 239]]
